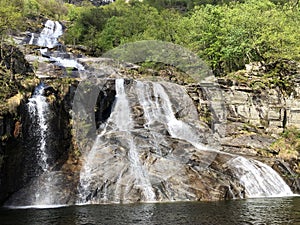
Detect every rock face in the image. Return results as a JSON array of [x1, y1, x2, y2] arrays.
[[186, 75, 300, 193], [0, 81, 74, 205], [73, 78, 293, 204], [3, 75, 295, 206], [2, 56, 300, 206]]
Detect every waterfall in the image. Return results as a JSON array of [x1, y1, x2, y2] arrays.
[[112, 79, 134, 131], [27, 83, 50, 172], [36, 20, 63, 48], [136, 81, 293, 198], [226, 157, 293, 198], [26, 83, 56, 206], [136, 81, 168, 155], [136, 81, 210, 151], [19, 79, 293, 206], [112, 79, 155, 201], [26, 19, 85, 72], [27, 20, 63, 48], [50, 56, 85, 71], [78, 79, 155, 204]]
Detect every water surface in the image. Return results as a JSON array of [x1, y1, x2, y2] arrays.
[[1, 197, 300, 225]]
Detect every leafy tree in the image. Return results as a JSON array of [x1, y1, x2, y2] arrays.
[[22, 0, 68, 19], [180, 0, 300, 74], [64, 0, 300, 76], [0, 0, 23, 37]]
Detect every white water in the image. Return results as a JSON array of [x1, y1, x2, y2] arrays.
[[27, 84, 49, 172], [136, 81, 167, 155], [27, 20, 85, 71], [110, 79, 155, 202], [50, 56, 85, 71], [27, 84, 56, 205], [37, 20, 63, 48], [78, 79, 155, 203], [136, 81, 293, 198], [137, 81, 210, 151], [226, 157, 293, 198]]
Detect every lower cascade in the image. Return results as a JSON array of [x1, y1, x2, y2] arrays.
[[76, 78, 293, 204], [5, 83, 62, 208], [5, 78, 294, 207], [225, 157, 293, 198], [24, 83, 55, 206]]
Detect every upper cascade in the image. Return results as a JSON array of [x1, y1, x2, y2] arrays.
[[29, 20, 63, 49], [24, 19, 85, 76]]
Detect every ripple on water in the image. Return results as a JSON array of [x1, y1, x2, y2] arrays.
[[1, 197, 300, 225]]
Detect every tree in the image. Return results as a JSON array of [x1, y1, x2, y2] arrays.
[[181, 0, 300, 75], [0, 0, 23, 37]]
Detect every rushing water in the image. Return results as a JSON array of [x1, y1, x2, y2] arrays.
[[225, 156, 293, 198], [135, 81, 292, 199], [78, 79, 155, 204], [112, 79, 155, 201], [1, 197, 300, 225], [29, 20, 63, 48], [27, 83, 50, 172]]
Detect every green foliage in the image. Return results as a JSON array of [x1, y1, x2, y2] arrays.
[[0, 0, 23, 36], [63, 0, 299, 77], [0, 0, 69, 38], [64, 1, 123, 52], [64, 1, 185, 54], [271, 126, 300, 160], [143, 0, 246, 12], [22, 0, 68, 19], [179, 0, 300, 75]]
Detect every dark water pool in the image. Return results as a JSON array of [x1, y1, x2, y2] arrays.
[[1, 197, 300, 225]]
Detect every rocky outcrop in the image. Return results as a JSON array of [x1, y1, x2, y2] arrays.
[[0, 80, 76, 204], [186, 66, 300, 193]]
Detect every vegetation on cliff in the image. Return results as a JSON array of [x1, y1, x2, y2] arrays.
[[63, 0, 300, 76], [0, 0, 299, 77]]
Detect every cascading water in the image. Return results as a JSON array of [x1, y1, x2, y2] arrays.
[[225, 157, 293, 198], [135, 80, 292, 198], [27, 20, 85, 72], [5, 76, 293, 208], [15, 77, 293, 208], [23, 83, 57, 206], [152, 82, 210, 150], [113, 79, 155, 202], [136, 81, 205, 151], [27, 83, 50, 172], [29, 20, 63, 48], [78, 79, 155, 204]]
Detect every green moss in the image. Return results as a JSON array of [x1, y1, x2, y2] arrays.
[[270, 126, 300, 160]]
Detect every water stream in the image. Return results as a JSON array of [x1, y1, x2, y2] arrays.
[[226, 156, 293, 198], [29, 20, 63, 48], [134, 80, 292, 198], [27, 83, 50, 172], [78, 79, 155, 204], [26, 83, 55, 205]]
